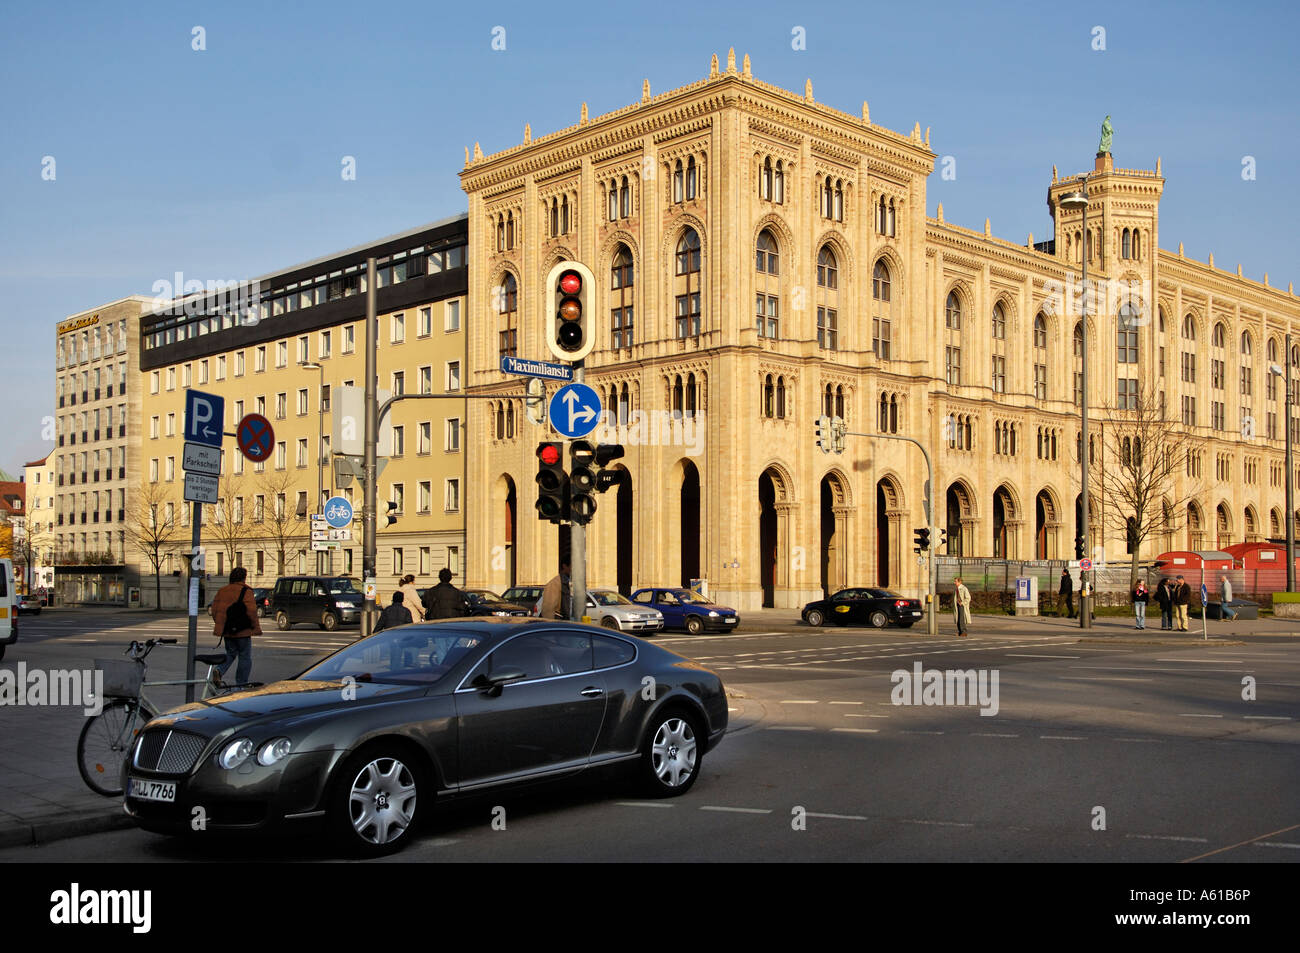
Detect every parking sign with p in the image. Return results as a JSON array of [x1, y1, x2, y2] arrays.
[[185, 389, 225, 449]]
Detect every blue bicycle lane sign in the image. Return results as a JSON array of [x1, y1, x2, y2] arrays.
[[324, 496, 354, 529]]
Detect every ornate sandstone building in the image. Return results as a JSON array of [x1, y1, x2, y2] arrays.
[[461, 51, 1300, 610]]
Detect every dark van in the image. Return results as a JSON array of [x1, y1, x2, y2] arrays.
[[271, 576, 364, 631]]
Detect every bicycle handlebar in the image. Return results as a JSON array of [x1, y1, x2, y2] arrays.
[[124, 637, 179, 659]]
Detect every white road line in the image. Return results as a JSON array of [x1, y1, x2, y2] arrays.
[[1124, 834, 1208, 843], [831, 728, 879, 734], [971, 732, 1019, 738], [1254, 841, 1300, 849], [616, 801, 676, 809], [1112, 738, 1163, 743], [1007, 653, 1081, 659], [779, 700, 820, 704], [1155, 658, 1245, 663], [1243, 715, 1292, 721], [1179, 713, 1224, 718], [700, 806, 772, 814], [902, 730, 944, 735], [828, 701, 863, 705], [806, 812, 868, 821], [766, 726, 816, 731], [1040, 735, 1086, 740], [1059, 676, 1153, 682], [899, 819, 973, 827]]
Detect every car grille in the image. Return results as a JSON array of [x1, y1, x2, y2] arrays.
[[134, 728, 208, 775]]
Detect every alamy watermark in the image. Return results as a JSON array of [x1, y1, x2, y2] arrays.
[[589, 410, 704, 456], [890, 661, 1000, 716], [144, 272, 264, 323], [0, 663, 103, 716]]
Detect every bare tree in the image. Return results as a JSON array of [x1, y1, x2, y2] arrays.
[[206, 470, 250, 573], [256, 469, 306, 577], [124, 482, 182, 609], [1091, 380, 1203, 585]]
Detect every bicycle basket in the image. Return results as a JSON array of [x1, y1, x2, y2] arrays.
[[95, 658, 144, 698]]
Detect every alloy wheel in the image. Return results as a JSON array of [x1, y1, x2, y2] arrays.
[[650, 717, 698, 788], [347, 757, 417, 846]]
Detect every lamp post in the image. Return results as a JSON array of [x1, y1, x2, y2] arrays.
[[300, 361, 326, 574], [1269, 340, 1294, 591], [1059, 177, 1093, 627]]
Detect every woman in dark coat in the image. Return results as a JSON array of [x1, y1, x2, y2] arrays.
[[1154, 577, 1174, 630]]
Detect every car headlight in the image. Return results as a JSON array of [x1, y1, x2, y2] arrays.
[[218, 738, 254, 770], [335, 600, 352, 608], [708, 610, 719, 617], [257, 738, 292, 766], [494, 611, 511, 617]]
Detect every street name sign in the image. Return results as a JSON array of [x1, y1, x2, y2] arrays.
[[500, 356, 574, 382]]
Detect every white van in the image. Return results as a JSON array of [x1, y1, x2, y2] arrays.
[[0, 558, 16, 661]]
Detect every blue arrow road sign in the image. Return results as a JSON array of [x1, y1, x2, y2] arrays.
[[1201, 583, 1209, 605], [185, 389, 225, 448], [323, 496, 354, 529], [549, 382, 602, 439], [499, 356, 574, 382]]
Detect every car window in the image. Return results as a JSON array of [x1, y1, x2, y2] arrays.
[[291, 580, 309, 596], [329, 578, 362, 595], [473, 632, 593, 681], [592, 634, 635, 669], [674, 590, 713, 605], [301, 629, 482, 685], [659, 591, 678, 604], [632, 591, 653, 604], [589, 590, 631, 606]]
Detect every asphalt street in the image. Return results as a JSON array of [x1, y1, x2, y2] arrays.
[[2, 609, 1297, 862]]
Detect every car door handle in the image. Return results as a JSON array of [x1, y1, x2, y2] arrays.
[[579, 687, 603, 697]]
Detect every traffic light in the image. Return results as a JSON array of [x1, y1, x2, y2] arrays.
[[938, 528, 948, 552], [815, 415, 831, 454], [384, 501, 398, 528], [593, 444, 626, 493], [831, 416, 847, 454], [913, 528, 930, 552], [569, 441, 597, 525], [544, 261, 596, 362], [536, 441, 568, 523], [1074, 536, 1085, 559]]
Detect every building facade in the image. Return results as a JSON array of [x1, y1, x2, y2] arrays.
[[21, 455, 56, 592], [138, 216, 469, 602], [51, 296, 150, 604], [460, 52, 1300, 609]]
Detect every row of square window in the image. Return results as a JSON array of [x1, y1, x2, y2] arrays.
[[57, 320, 129, 367]]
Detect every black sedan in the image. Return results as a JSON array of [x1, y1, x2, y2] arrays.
[[122, 619, 727, 855], [802, 588, 924, 628]]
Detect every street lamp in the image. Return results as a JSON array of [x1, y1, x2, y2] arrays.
[[1268, 341, 1294, 592], [1059, 179, 1093, 627], [300, 361, 327, 574]]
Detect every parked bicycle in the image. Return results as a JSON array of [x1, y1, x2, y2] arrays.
[[76, 638, 244, 797]]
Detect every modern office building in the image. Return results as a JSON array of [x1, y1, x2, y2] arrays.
[[460, 51, 1300, 609], [21, 455, 56, 593]]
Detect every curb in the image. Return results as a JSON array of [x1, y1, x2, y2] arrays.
[[1075, 637, 1246, 647], [0, 807, 132, 850]]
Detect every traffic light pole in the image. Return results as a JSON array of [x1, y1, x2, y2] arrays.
[[571, 360, 587, 623], [362, 257, 377, 637], [842, 429, 938, 637]]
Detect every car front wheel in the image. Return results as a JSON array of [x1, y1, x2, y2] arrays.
[[276, 611, 291, 631], [639, 710, 703, 797], [321, 611, 339, 632], [601, 617, 621, 630], [685, 615, 704, 634], [870, 610, 889, 628], [805, 608, 824, 627], [331, 747, 423, 857]]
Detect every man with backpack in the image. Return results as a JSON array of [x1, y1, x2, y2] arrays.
[[211, 567, 261, 686]]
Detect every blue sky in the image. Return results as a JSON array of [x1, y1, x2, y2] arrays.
[[2, 0, 1297, 474]]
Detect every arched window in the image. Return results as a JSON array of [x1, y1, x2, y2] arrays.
[[1183, 315, 1196, 340], [822, 177, 833, 218], [1269, 337, 1279, 362], [685, 156, 697, 200], [610, 245, 634, 349], [834, 180, 844, 221], [763, 375, 774, 418], [673, 160, 684, 203], [607, 180, 618, 221], [945, 292, 962, 329], [676, 229, 701, 275], [817, 246, 838, 289], [773, 160, 783, 204], [755, 230, 780, 339], [877, 195, 887, 234], [497, 273, 518, 357], [620, 176, 630, 218], [674, 229, 701, 338], [1213, 322, 1226, 348], [991, 303, 1006, 339], [1133, 230, 1141, 258], [816, 246, 838, 351], [760, 157, 772, 201], [1033, 315, 1048, 400], [776, 376, 787, 419], [1121, 228, 1132, 259], [672, 375, 684, 417], [945, 292, 963, 387], [548, 198, 558, 237], [887, 198, 896, 236], [1241, 331, 1253, 356], [619, 383, 630, 425], [495, 402, 504, 440], [496, 214, 505, 252], [1118, 304, 1139, 364], [686, 373, 698, 417], [755, 230, 779, 274], [506, 402, 514, 439]]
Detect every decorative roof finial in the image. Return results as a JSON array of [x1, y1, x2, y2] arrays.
[[580, 102, 588, 124], [464, 146, 470, 165], [862, 101, 870, 124], [709, 53, 719, 78], [911, 122, 921, 142], [742, 54, 751, 77], [642, 79, 650, 102], [1208, 252, 1215, 268], [473, 142, 482, 160], [1178, 242, 1184, 256], [937, 202, 944, 223], [1052, 164, 1058, 183], [1156, 156, 1162, 175], [985, 218, 992, 237], [1028, 232, 1034, 247], [727, 47, 736, 73], [1264, 272, 1270, 286], [924, 127, 930, 148], [1237, 263, 1243, 277], [805, 79, 813, 101], [524, 123, 531, 143]]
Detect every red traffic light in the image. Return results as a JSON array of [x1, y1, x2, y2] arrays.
[[538, 444, 561, 466], [559, 271, 581, 294]]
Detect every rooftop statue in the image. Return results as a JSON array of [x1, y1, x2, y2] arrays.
[[1098, 115, 1113, 155]]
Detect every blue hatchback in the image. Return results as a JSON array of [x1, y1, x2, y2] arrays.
[[631, 588, 740, 634]]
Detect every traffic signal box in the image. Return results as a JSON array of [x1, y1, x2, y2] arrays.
[[536, 442, 568, 524], [913, 527, 930, 552], [544, 261, 597, 363], [536, 441, 625, 525]]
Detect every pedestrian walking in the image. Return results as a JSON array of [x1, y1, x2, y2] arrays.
[[421, 567, 468, 620], [374, 590, 414, 632], [1058, 568, 1075, 618], [1131, 578, 1149, 629], [397, 573, 425, 622], [539, 560, 573, 620], [211, 567, 260, 686], [1173, 575, 1191, 631], [953, 577, 972, 637], [1155, 577, 1174, 630], [1219, 575, 1238, 622]]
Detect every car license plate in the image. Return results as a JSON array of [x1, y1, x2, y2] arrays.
[[128, 778, 176, 803], [912, 611, 922, 616], [724, 617, 737, 623]]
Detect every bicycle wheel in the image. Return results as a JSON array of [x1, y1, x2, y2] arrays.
[[77, 698, 155, 797]]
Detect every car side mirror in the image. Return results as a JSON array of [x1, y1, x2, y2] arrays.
[[478, 667, 526, 697]]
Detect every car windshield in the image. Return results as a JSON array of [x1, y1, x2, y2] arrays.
[[870, 589, 905, 599], [589, 590, 632, 606], [300, 627, 484, 685], [670, 589, 714, 605], [467, 589, 501, 602], [329, 578, 363, 596]]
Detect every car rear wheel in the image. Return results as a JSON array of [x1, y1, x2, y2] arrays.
[[639, 710, 703, 797], [601, 617, 620, 630], [331, 747, 423, 857], [321, 611, 339, 632], [805, 608, 825, 627], [276, 611, 291, 631], [685, 615, 704, 634], [870, 610, 889, 629]]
